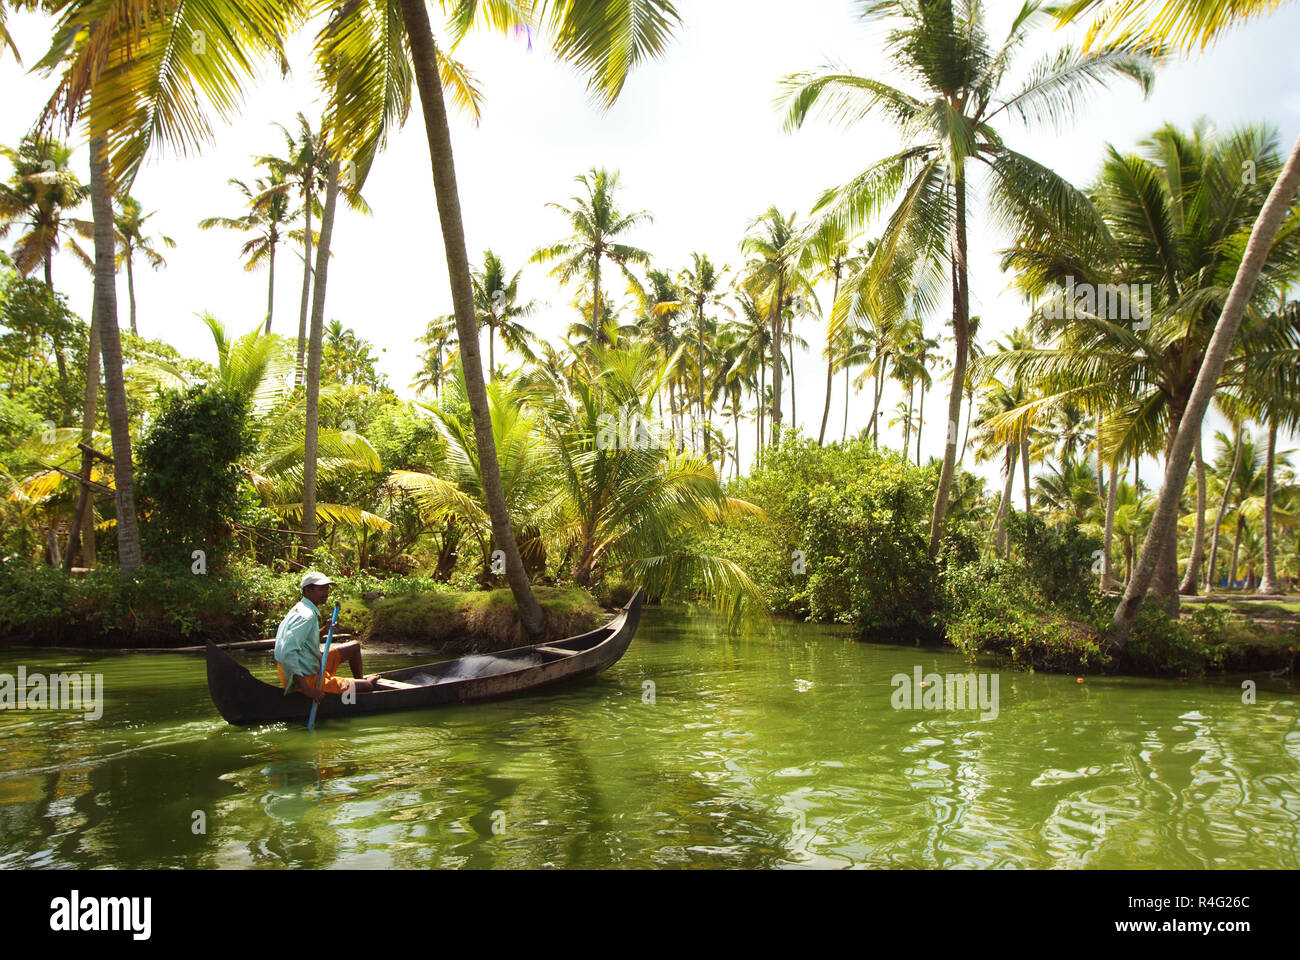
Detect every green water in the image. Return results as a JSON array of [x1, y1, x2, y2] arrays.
[[2, 606, 1297, 869]]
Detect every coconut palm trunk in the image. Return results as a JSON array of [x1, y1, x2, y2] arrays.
[[1021, 434, 1031, 516], [770, 273, 784, 445], [1180, 430, 1206, 594], [301, 156, 340, 554], [399, 0, 544, 637], [1205, 422, 1243, 593], [79, 302, 100, 568], [817, 272, 842, 445], [296, 182, 314, 385], [930, 180, 971, 555], [125, 252, 137, 335], [786, 335, 797, 433], [1259, 417, 1279, 593], [1102, 457, 1118, 590], [990, 443, 1017, 555], [89, 133, 142, 573], [265, 236, 276, 334], [1114, 132, 1300, 643], [916, 376, 925, 467], [1230, 513, 1245, 590]]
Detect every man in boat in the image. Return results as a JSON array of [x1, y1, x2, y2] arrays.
[[275, 572, 381, 701]]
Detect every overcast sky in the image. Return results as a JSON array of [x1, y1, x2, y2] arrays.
[[4, 0, 1300, 491]]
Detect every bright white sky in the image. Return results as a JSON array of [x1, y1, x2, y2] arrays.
[[4, 0, 1300, 494]]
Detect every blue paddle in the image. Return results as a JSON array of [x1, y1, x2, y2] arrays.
[[307, 601, 341, 731]]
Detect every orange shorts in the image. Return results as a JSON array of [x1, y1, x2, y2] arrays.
[[278, 646, 353, 695]]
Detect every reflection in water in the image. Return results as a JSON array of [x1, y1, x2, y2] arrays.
[[0, 607, 1297, 868]]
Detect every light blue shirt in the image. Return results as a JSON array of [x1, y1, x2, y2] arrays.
[[274, 597, 322, 694]]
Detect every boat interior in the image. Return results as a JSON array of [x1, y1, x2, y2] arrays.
[[368, 624, 617, 690]]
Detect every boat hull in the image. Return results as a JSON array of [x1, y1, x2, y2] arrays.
[[206, 589, 643, 726]]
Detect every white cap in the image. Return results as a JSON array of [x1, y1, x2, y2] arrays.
[[300, 571, 336, 589]]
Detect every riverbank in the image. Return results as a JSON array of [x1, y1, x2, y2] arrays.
[[0, 560, 607, 654], [3, 557, 1295, 678]]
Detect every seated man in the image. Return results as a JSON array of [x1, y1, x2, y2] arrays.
[[275, 571, 380, 701]]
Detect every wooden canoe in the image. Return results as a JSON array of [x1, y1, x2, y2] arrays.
[[205, 588, 644, 726]]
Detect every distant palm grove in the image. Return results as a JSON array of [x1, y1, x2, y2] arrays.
[[2, 0, 1300, 675]]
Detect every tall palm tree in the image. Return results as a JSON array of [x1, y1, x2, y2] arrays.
[[198, 171, 299, 333], [678, 252, 731, 460], [110, 194, 173, 336], [0, 134, 87, 287], [36, 0, 297, 573], [382, 0, 682, 636], [472, 249, 538, 376], [532, 167, 653, 344], [780, 0, 1156, 555], [259, 114, 328, 384], [808, 224, 867, 445], [741, 206, 811, 446]]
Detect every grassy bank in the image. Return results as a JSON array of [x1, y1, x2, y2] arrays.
[[0, 559, 606, 651]]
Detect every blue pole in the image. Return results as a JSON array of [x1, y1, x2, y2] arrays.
[[307, 601, 341, 731]]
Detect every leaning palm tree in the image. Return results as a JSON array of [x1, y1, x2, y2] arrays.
[[1049, 0, 1300, 637], [532, 167, 653, 345], [779, 0, 1157, 555], [198, 171, 299, 334], [330, 0, 682, 637], [36, 0, 298, 573], [989, 123, 1300, 608]]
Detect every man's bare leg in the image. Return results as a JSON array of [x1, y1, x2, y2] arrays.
[[333, 641, 380, 692]]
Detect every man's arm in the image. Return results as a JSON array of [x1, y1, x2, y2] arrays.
[[293, 674, 326, 703]]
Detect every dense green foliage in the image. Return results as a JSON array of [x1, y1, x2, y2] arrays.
[[706, 434, 945, 638], [136, 384, 255, 566]]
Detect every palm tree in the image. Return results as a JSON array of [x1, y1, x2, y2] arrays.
[[532, 167, 653, 344], [808, 225, 868, 445], [110, 195, 173, 336], [0, 134, 87, 287], [678, 252, 731, 460], [37, 0, 296, 573], [992, 123, 1300, 611], [973, 377, 1029, 554], [741, 206, 811, 446], [472, 249, 538, 376], [532, 340, 765, 625], [198, 171, 299, 333], [1050, 0, 1300, 636], [780, 0, 1156, 555], [381, 0, 681, 636], [259, 114, 328, 384], [412, 314, 458, 398]]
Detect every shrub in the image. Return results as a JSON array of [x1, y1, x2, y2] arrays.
[[1005, 512, 1102, 613], [941, 558, 1109, 671], [136, 384, 254, 567], [703, 432, 944, 638]]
